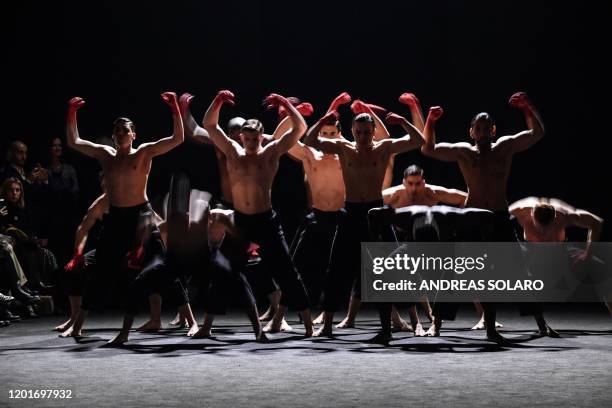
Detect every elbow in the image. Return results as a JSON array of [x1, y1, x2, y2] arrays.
[[420, 144, 433, 156], [295, 120, 307, 137]]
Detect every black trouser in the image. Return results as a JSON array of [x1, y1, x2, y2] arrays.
[[81, 202, 155, 311], [124, 254, 189, 316], [480, 211, 532, 324], [321, 200, 394, 332], [290, 209, 340, 306], [61, 249, 96, 297], [234, 209, 310, 311], [186, 234, 257, 315]]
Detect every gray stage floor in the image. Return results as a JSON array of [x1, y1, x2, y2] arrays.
[[1, 304, 611, 408]]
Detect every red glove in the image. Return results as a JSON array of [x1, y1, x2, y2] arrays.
[[65, 253, 84, 272], [126, 246, 145, 270], [161, 92, 180, 115], [385, 112, 405, 126], [215, 90, 235, 107], [179, 92, 195, 115], [351, 100, 387, 116], [508, 92, 531, 109], [399, 92, 420, 107], [427, 106, 444, 122], [328, 92, 351, 112], [247, 242, 260, 258]]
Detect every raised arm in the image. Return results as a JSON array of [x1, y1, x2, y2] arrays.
[[496, 92, 545, 153], [179, 93, 211, 144], [421, 106, 471, 162], [202, 90, 242, 156], [380, 112, 425, 154], [327, 91, 352, 114], [66, 97, 114, 160], [303, 111, 345, 154], [139, 92, 185, 157], [272, 103, 314, 161], [430, 185, 467, 207], [351, 100, 390, 141], [399, 93, 425, 132], [263, 94, 307, 155]]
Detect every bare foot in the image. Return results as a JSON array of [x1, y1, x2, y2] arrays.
[[335, 317, 354, 329], [425, 323, 440, 337], [472, 319, 503, 330], [312, 312, 325, 325], [258, 307, 277, 322], [263, 318, 293, 333], [471, 317, 486, 330], [191, 327, 211, 339], [107, 331, 129, 345], [169, 313, 184, 326], [54, 319, 74, 332], [186, 323, 200, 337], [59, 326, 81, 338], [413, 323, 426, 337], [136, 320, 161, 332], [313, 326, 333, 337], [392, 317, 412, 332], [538, 325, 561, 338]]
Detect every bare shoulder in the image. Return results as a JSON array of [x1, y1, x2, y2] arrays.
[[383, 184, 404, 196]]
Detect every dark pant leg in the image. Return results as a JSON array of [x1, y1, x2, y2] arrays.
[[238, 211, 310, 311], [321, 215, 359, 312], [292, 211, 337, 306]]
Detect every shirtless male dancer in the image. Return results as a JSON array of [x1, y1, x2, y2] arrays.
[[180, 94, 284, 323], [304, 107, 425, 341], [331, 94, 432, 333], [510, 197, 607, 324], [60, 92, 184, 343], [202, 90, 314, 335], [270, 93, 350, 309], [421, 92, 545, 343], [54, 179, 108, 333]]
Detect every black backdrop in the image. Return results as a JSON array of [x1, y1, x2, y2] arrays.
[[4, 0, 610, 240]]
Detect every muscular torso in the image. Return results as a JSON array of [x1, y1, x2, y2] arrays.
[[459, 145, 512, 211], [227, 149, 278, 214], [302, 148, 345, 211], [339, 142, 391, 202], [100, 149, 151, 207]]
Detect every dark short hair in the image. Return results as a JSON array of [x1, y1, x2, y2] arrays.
[[533, 204, 556, 226], [241, 119, 264, 134], [470, 112, 495, 128], [352, 113, 376, 127], [321, 118, 342, 132], [404, 165, 424, 178], [113, 117, 136, 132]]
